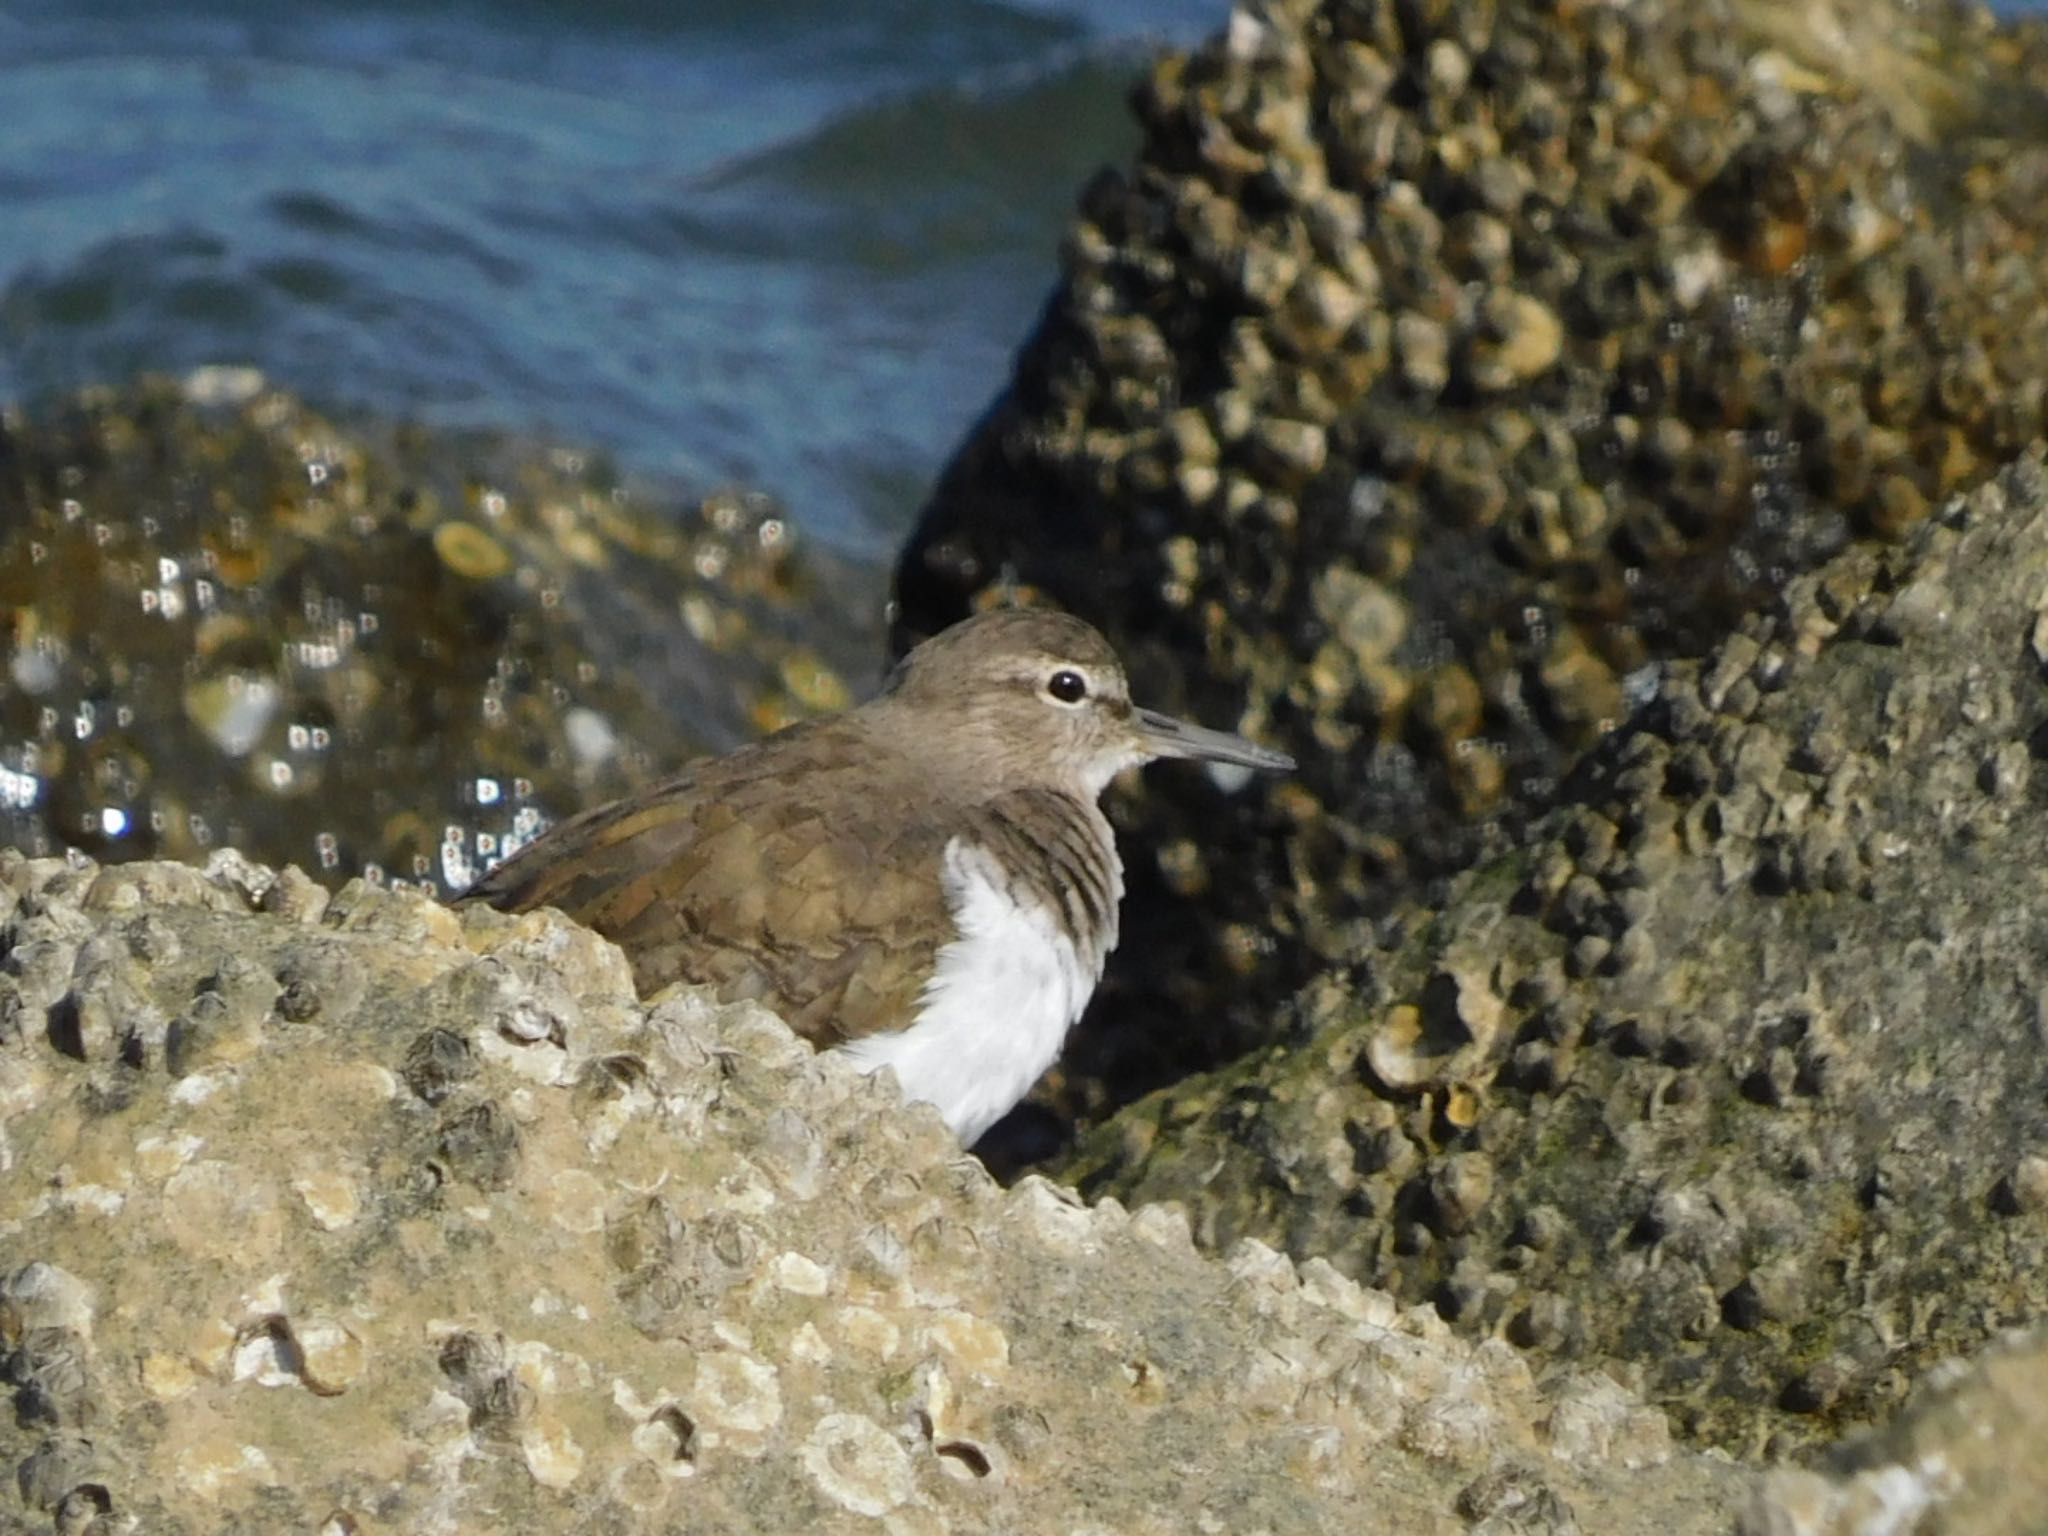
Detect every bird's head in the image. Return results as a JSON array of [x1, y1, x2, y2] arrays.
[[880, 608, 1293, 799]]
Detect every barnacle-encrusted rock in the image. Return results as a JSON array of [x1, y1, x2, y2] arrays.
[[1066, 450, 2048, 1455], [0, 377, 875, 896], [896, 0, 2048, 1133], [1739, 1327, 2048, 1536], [0, 851, 1754, 1532]]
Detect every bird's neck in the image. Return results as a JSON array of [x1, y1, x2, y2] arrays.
[[859, 697, 1110, 809]]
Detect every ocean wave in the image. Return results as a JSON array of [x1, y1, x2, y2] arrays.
[[0, 0, 1201, 550]]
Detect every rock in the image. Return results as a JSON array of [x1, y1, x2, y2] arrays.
[[1739, 1328, 2048, 1536], [0, 379, 880, 898], [1062, 451, 2048, 1454], [893, 0, 2048, 1149], [0, 851, 1750, 1531]]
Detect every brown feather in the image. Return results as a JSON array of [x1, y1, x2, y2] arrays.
[[462, 713, 958, 1046]]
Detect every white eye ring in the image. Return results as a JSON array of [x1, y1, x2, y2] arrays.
[[1046, 668, 1089, 705]]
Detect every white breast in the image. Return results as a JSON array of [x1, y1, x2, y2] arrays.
[[834, 837, 1106, 1145]]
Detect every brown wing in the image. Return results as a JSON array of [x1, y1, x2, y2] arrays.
[[459, 718, 954, 1047]]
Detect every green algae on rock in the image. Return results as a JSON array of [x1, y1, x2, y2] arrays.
[[895, 0, 2048, 1130], [0, 851, 1745, 1533], [0, 377, 878, 897], [1062, 449, 2048, 1455]]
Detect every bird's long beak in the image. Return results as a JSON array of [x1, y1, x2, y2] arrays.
[[1133, 707, 1294, 771]]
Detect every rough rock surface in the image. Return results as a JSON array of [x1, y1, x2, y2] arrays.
[[896, 0, 2048, 1130], [0, 853, 1742, 1533], [1739, 1326, 2048, 1536], [0, 376, 878, 895], [1066, 449, 2048, 1456]]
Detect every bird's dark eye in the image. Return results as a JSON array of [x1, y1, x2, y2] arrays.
[[1047, 669, 1088, 704]]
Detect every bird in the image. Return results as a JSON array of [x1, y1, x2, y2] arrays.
[[459, 607, 1293, 1144]]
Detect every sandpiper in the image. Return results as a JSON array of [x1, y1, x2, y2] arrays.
[[461, 608, 1293, 1143]]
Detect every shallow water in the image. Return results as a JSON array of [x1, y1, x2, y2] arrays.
[[0, 0, 1223, 558]]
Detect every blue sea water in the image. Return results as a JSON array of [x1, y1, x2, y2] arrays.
[[0, 0, 1225, 558]]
